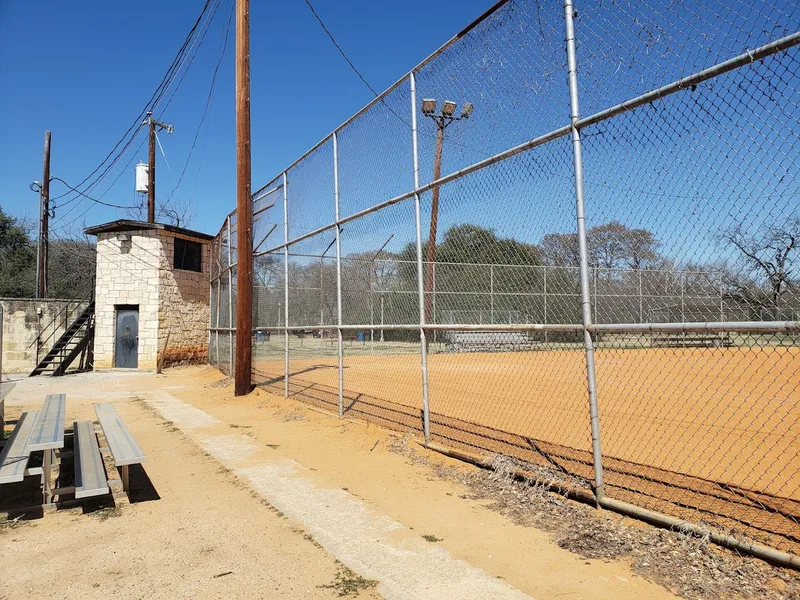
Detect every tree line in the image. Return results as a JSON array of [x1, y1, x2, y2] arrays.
[[253, 217, 798, 328], [0, 207, 96, 299]]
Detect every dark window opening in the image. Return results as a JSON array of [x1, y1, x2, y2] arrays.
[[174, 238, 202, 272]]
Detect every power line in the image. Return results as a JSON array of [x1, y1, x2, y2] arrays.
[[49, 136, 148, 237], [158, 0, 225, 115], [51, 0, 216, 205], [301, 0, 380, 97], [168, 0, 234, 199], [50, 177, 137, 210]]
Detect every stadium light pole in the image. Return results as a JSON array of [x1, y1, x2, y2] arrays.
[[421, 99, 474, 327]]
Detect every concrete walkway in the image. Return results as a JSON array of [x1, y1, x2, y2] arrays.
[[145, 389, 533, 600]]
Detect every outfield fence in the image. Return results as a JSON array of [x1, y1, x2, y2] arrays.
[[209, 0, 800, 565]]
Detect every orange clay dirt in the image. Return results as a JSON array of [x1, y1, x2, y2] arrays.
[[0, 366, 683, 600], [251, 343, 800, 553]]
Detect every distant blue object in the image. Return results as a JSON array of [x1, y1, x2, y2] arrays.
[[357, 332, 365, 342]]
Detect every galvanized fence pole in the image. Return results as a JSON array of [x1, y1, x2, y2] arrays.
[[410, 71, 431, 444], [638, 269, 643, 323], [333, 132, 344, 418], [432, 262, 437, 344], [543, 266, 548, 343], [680, 271, 685, 322], [490, 264, 494, 324], [283, 171, 290, 399], [564, 0, 605, 501], [215, 278, 221, 368], [227, 216, 234, 376], [208, 267, 213, 364]]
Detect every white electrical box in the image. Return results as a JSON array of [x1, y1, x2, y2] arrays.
[[135, 162, 149, 194]]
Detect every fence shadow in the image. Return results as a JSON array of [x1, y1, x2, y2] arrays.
[[252, 371, 800, 554]]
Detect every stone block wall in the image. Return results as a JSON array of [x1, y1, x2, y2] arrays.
[[158, 233, 210, 367], [0, 299, 87, 375], [94, 231, 160, 370]]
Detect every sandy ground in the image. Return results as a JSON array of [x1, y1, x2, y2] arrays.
[[254, 345, 800, 497], [0, 366, 678, 600], [246, 343, 800, 553], [1, 373, 381, 600]]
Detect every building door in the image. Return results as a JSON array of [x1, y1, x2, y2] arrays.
[[115, 306, 139, 368]]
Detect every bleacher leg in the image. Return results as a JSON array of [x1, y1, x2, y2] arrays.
[[42, 449, 53, 504]]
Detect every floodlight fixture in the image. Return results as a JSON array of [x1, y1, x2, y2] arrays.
[[421, 98, 437, 115], [461, 102, 474, 119], [441, 100, 457, 116]]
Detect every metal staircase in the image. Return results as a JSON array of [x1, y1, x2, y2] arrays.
[[30, 300, 95, 377]]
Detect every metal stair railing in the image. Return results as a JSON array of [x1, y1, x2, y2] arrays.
[[28, 278, 95, 364]]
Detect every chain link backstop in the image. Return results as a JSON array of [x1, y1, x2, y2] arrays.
[[209, 0, 800, 564]]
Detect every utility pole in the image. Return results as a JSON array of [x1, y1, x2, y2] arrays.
[[420, 99, 473, 326], [143, 112, 174, 223], [39, 131, 51, 298], [234, 0, 253, 396]]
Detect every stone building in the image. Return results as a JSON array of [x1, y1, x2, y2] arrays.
[[85, 220, 213, 371]]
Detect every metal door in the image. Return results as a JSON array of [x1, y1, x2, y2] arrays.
[[115, 307, 139, 368]]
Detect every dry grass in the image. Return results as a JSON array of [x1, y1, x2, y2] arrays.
[[319, 563, 378, 597], [388, 438, 800, 600]]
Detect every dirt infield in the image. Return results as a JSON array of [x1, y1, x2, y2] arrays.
[[252, 343, 800, 554]]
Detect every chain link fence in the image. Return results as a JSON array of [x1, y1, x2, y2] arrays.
[[210, 0, 800, 564]]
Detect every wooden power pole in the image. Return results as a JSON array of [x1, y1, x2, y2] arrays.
[[39, 131, 52, 298], [144, 112, 174, 223], [234, 0, 253, 396], [148, 115, 156, 222]]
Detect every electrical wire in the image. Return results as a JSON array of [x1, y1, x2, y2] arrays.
[[50, 177, 137, 210], [50, 0, 216, 205], [301, 0, 380, 97], [50, 136, 149, 237], [167, 0, 234, 201], [158, 0, 224, 115]]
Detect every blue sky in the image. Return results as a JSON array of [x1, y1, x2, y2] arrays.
[[0, 0, 490, 236], [1, 0, 797, 271]]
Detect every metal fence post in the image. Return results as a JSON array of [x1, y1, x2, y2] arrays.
[[410, 71, 431, 444], [490, 264, 494, 324], [208, 269, 213, 364], [215, 278, 220, 368], [227, 216, 234, 376], [638, 269, 643, 323], [283, 171, 290, 399], [680, 271, 685, 322], [334, 132, 344, 418], [432, 262, 437, 344], [564, 0, 605, 501], [543, 266, 548, 343]]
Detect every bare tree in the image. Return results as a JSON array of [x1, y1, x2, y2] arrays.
[[718, 217, 799, 316], [540, 222, 660, 271], [157, 194, 195, 228], [125, 194, 195, 228]]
